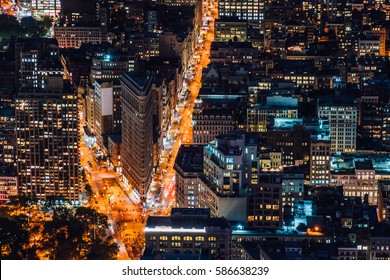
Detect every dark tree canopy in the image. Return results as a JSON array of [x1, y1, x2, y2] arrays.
[[0, 217, 29, 259]]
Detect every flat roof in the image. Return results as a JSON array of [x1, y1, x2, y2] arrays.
[[145, 208, 231, 230], [174, 145, 204, 174]]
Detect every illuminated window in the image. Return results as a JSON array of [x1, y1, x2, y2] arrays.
[[195, 236, 204, 241], [160, 236, 168, 240], [208, 236, 217, 241], [183, 236, 192, 241], [172, 236, 181, 241]]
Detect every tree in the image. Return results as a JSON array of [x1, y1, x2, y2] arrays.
[[87, 236, 119, 260], [41, 16, 53, 30], [0, 217, 30, 259], [21, 16, 45, 36], [41, 206, 118, 259], [0, 15, 22, 39], [84, 184, 93, 200]]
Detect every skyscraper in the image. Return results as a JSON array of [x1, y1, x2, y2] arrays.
[[93, 80, 121, 148], [318, 96, 357, 152], [15, 81, 79, 204], [120, 72, 154, 199]]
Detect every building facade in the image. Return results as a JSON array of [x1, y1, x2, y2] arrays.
[[0, 108, 16, 173], [310, 140, 331, 186], [247, 172, 283, 229], [143, 208, 232, 259], [318, 97, 357, 152], [174, 145, 204, 208], [54, 26, 105, 48], [218, 0, 264, 28], [93, 80, 121, 148], [15, 85, 79, 204], [214, 17, 248, 42], [192, 99, 236, 145], [120, 72, 154, 199], [31, 0, 61, 17]]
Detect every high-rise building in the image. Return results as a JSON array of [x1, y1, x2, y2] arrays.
[[218, 0, 264, 28], [309, 118, 331, 187], [54, 0, 105, 48], [20, 50, 39, 89], [281, 167, 305, 211], [318, 96, 357, 152], [60, 0, 99, 25], [120, 72, 155, 199], [16, 38, 61, 91], [86, 53, 128, 135], [15, 80, 79, 204], [247, 172, 283, 229], [382, 104, 390, 150], [203, 132, 257, 197], [310, 140, 331, 186], [0, 108, 16, 173], [90, 53, 130, 84], [174, 145, 204, 208], [31, 0, 61, 17], [93, 80, 121, 148]]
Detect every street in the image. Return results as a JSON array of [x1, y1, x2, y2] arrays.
[[78, 0, 218, 259]]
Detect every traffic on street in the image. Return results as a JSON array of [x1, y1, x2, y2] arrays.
[[78, 0, 218, 259]]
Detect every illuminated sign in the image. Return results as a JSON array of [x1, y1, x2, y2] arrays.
[[144, 227, 206, 233]]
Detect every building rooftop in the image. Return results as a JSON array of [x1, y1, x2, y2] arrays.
[[215, 16, 246, 23], [18, 79, 75, 96], [121, 72, 153, 95], [241, 239, 337, 260], [211, 41, 255, 50], [271, 117, 330, 141], [141, 252, 211, 260], [331, 152, 390, 175], [197, 107, 234, 117], [145, 208, 231, 231], [174, 145, 204, 175], [210, 132, 245, 156], [355, 160, 374, 170], [318, 95, 357, 107]]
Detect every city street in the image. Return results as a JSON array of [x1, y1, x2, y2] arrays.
[[78, 0, 218, 259], [146, 0, 217, 213]]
